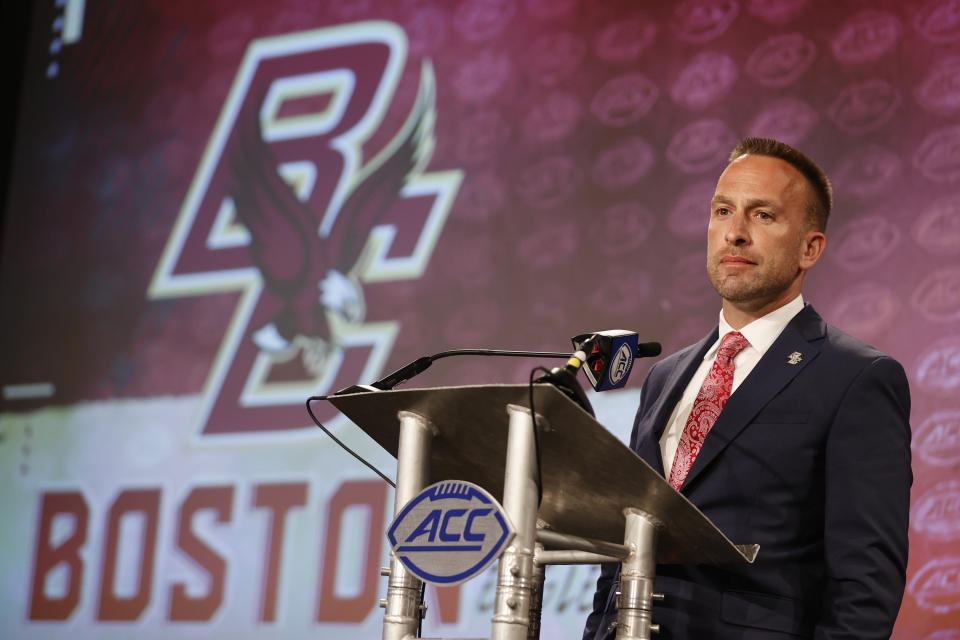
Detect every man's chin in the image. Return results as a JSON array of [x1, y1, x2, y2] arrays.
[[712, 280, 769, 304], [710, 275, 752, 301], [714, 279, 800, 308]]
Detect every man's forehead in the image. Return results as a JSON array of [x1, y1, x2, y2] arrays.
[[714, 154, 806, 199], [723, 153, 802, 178]]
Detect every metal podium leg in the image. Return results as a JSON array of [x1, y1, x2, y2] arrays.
[[615, 509, 659, 640], [527, 541, 546, 640], [492, 404, 542, 640], [383, 411, 435, 640]]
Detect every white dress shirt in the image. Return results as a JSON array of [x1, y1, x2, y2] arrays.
[[659, 295, 806, 475]]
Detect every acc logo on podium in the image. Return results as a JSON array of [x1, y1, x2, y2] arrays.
[[387, 481, 514, 585]]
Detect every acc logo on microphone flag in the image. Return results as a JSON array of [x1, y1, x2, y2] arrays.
[[387, 481, 514, 585], [598, 331, 638, 391], [608, 342, 634, 387]]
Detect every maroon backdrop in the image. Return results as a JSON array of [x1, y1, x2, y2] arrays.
[[2, 0, 959, 637]]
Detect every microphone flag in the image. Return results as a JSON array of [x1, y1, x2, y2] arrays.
[[571, 330, 639, 391]]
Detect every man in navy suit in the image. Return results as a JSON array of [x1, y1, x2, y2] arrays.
[[583, 138, 912, 639]]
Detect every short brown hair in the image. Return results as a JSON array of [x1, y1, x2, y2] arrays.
[[729, 137, 833, 232]]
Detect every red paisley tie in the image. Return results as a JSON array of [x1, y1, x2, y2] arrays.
[[669, 331, 751, 490]]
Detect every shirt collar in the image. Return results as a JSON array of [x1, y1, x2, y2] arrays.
[[705, 295, 805, 359]]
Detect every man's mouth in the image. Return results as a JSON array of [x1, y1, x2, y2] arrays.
[[719, 255, 756, 266]]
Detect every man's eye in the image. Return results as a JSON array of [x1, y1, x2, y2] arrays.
[[715, 207, 729, 216], [756, 210, 772, 220]]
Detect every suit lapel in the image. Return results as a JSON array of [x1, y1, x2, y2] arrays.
[[635, 330, 717, 475], [679, 304, 827, 491]]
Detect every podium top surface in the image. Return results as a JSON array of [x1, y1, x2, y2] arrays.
[[329, 384, 755, 565]]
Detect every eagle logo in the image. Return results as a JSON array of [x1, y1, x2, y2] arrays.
[[149, 22, 463, 436], [229, 61, 438, 375]]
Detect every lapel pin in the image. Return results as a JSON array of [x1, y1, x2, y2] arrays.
[[787, 351, 803, 365]]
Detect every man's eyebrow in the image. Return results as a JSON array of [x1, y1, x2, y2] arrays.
[[710, 195, 779, 209]]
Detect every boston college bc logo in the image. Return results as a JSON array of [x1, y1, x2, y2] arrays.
[[149, 22, 463, 437]]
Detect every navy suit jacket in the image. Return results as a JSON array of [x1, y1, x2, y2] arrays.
[[584, 304, 911, 640]]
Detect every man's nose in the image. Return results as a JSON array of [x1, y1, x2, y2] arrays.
[[725, 213, 750, 245]]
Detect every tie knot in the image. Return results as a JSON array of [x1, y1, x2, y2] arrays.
[[717, 331, 749, 361]]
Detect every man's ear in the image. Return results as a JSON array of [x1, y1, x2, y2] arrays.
[[799, 231, 826, 271]]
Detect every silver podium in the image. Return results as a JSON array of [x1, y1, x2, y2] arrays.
[[329, 384, 757, 640]]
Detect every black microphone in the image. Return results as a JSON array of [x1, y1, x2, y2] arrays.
[[368, 356, 433, 391], [572, 331, 662, 391], [336, 348, 574, 394], [636, 342, 663, 358], [334, 335, 662, 396], [536, 333, 663, 414], [534, 349, 595, 415]]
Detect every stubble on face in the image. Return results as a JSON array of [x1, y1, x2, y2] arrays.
[[706, 233, 805, 303]]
